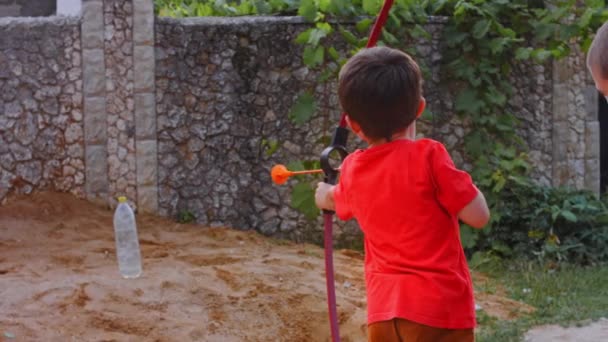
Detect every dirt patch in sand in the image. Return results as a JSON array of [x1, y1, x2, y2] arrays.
[[0, 192, 533, 341], [472, 273, 536, 320]]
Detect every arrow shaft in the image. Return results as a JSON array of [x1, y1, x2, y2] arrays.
[[289, 169, 324, 176]]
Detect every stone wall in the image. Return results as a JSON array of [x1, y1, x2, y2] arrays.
[[154, 16, 597, 243], [0, 16, 83, 202], [0, 6, 599, 244], [511, 62, 554, 186], [152, 17, 461, 242], [155, 17, 334, 239], [0, 0, 56, 17], [155, 16, 390, 242]]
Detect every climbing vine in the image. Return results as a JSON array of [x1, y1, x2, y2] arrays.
[[154, 0, 299, 16], [289, 0, 608, 247], [425, 0, 607, 253], [155, 0, 608, 261]]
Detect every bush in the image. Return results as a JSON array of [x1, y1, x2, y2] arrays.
[[154, 0, 298, 17], [462, 177, 608, 265]]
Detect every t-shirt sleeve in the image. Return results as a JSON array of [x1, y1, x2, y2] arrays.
[[431, 142, 479, 216], [333, 157, 354, 221]]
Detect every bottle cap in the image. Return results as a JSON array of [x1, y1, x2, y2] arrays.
[[118, 196, 127, 203]]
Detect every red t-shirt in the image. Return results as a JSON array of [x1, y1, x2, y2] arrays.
[[333, 138, 479, 329]]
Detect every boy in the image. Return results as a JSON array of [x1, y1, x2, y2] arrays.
[[315, 46, 490, 341]]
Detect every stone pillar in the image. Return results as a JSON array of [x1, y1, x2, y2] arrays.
[[82, 0, 109, 203], [104, 0, 137, 206], [584, 86, 600, 193], [551, 44, 600, 195], [81, 0, 158, 211], [133, 0, 158, 213]]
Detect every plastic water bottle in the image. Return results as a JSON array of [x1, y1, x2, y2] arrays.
[[113, 196, 142, 278]]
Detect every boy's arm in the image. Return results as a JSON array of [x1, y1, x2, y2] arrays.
[[431, 142, 490, 228], [458, 190, 490, 229], [315, 182, 336, 211]]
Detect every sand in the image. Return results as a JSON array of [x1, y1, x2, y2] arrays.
[[0, 192, 536, 341]]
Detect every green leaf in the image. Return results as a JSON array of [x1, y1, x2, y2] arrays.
[[318, 0, 332, 12], [444, 28, 469, 47], [194, 3, 214, 16], [316, 21, 333, 33], [531, 48, 553, 62], [356, 18, 373, 34], [262, 139, 280, 156], [339, 27, 359, 46], [581, 36, 593, 53], [491, 242, 513, 256], [329, 0, 350, 15], [295, 28, 312, 45], [455, 88, 484, 114], [460, 224, 479, 249], [464, 131, 486, 158], [253, 0, 272, 14], [551, 44, 570, 59], [318, 65, 337, 82], [495, 24, 517, 39], [420, 109, 435, 121], [291, 182, 319, 220], [308, 28, 329, 46], [515, 47, 532, 60], [289, 92, 316, 124], [429, 0, 449, 14], [382, 29, 399, 45], [303, 45, 324, 67], [328, 47, 340, 61], [596, 214, 608, 224], [362, 0, 381, 15], [578, 8, 595, 28], [313, 45, 325, 65], [287, 160, 305, 171], [488, 38, 508, 55], [412, 25, 431, 40], [303, 46, 316, 66], [472, 19, 492, 39], [298, 0, 317, 21], [560, 210, 578, 223], [302, 159, 321, 170]]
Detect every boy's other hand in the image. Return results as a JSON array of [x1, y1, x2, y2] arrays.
[[315, 182, 336, 211]]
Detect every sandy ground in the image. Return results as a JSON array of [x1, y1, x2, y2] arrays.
[[0, 192, 583, 342]]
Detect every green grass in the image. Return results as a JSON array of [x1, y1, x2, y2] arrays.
[[475, 261, 608, 341]]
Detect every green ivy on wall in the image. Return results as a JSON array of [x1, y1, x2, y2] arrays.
[[155, 0, 608, 263]]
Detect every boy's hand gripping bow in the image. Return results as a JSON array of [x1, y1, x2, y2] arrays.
[[271, 1, 394, 341], [320, 1, 394, 338]]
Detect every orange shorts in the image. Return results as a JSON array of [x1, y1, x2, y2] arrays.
[[367, 318, 474, 342]]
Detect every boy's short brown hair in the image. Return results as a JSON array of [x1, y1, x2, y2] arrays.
[[587, 21, 608, 79], [338, 46, 422, 141]]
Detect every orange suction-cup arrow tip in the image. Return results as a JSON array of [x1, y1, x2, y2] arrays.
[[271, 164, 291, 185]]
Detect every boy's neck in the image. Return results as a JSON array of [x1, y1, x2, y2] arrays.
[[368, 123, 417, 147]]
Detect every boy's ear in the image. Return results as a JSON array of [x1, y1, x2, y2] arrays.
[[345, 115, 363, 135], [416, 97, 427, 118]]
